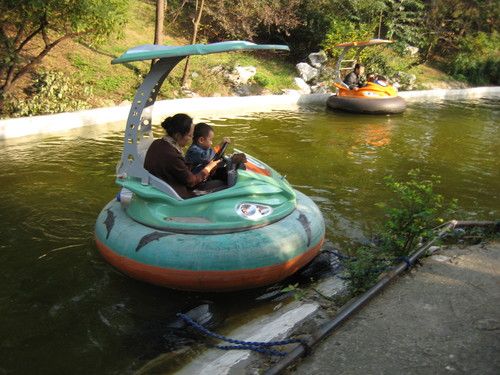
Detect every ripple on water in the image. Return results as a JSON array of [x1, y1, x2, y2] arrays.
[[0, 98, 498, 375]]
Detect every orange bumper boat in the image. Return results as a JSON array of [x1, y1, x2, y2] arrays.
[[326, 39, 407, 114]]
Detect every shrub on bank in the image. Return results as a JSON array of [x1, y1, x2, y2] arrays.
[[344, 170, 457, 294], [449, 32, 500, 85], [3, 71, 92, 118]]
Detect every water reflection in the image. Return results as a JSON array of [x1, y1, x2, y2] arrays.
[[0, 99, 498, 374]]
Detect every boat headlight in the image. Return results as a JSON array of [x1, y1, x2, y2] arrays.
[[236, 203, 273, 221]]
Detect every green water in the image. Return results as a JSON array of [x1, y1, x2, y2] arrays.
[[0, 98, 498, 374]]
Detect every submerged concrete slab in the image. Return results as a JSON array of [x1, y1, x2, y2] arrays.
[[294, 242, 500, 375], [173, 276, 347, 375], [175, 303, 318, 375]]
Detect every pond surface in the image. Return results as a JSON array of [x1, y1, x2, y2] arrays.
[[0, 98, 498, 374]]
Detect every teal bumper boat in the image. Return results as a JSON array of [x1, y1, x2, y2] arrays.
[[95, 41, 325, 291]]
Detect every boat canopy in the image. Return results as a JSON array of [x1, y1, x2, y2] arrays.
[[112, 41, 290, 64], [334, 39, 393, 49], [333, 39, 393, 84], [114, 41, 289, 200]]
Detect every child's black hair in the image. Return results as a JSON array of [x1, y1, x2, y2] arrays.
[[193, 123, 214, 144]]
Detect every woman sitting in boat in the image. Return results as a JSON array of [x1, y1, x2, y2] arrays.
[[344, 63, 365, 90], [144, 113, 220, 198]]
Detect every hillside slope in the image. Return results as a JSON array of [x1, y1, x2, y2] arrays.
[[8, 1, 295, 109]]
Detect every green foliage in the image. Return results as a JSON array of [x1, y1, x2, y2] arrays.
[[379, 169, 456, 257], [0, 0, 129, 93], [281, 283, 306, 301], [322, 19, 376, 57], [4, 71, 92, 117], [344, 169, 457, 293], [344, 246, 390, 294], [448, 32, 500, 85], [363, 50, 418, 79], [382, 0, 427, 51]]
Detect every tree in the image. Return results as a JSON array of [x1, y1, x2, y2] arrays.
[[154, 0, 167, 45], [180, 0, 205, 88], [0, 0, 128, 95]]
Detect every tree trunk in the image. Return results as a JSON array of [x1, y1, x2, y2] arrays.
[[378, 10, 383, 39], [154, 0, 166, 45], [181, 0, 204, 88], [151, 0, 166, 70]]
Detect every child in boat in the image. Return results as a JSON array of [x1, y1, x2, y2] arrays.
[[374, 75, 389, 87], [186, 122, 230, 173]]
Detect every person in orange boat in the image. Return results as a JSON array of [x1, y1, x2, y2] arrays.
[[344, 63, 365, 90]]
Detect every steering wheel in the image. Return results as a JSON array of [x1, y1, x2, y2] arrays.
[[213, 141, 229, 161]]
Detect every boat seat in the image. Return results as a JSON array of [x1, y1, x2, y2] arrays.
[[137, 136, 154, 162]]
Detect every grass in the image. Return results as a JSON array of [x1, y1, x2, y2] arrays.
[[408, 64, 468, 90], [6, 1, 296, 108], [3, 1, 466, 116]]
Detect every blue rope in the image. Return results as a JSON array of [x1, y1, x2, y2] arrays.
[[177, 313, 306, 356]]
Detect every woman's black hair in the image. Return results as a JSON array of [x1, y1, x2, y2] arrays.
[[354, 63, 364, 70], [161, 113, 193, 137], [193, 123, 214, 144]]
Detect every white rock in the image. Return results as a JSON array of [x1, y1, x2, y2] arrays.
[[308, 51, 328, 68], [296, 62, 319, 83], [310, 84, 330, 94], [427, 245, 441, 255], [229, 66, 257, 85], [430, 255, 452, 263], [294, 77, 311, 94], [405, 45, 419, 56], [318, 66, 335, 82], [281, 89, 301, 96], [210, 66, 226, 74]]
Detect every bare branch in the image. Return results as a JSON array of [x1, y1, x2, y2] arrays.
[[169, 0, 188, 25], [15, 22, 45, 53]]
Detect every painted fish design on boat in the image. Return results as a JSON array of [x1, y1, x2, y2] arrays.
[[136, 231, 173, 252], [297, 211, 312, 246], [104, 209, 115, 239]]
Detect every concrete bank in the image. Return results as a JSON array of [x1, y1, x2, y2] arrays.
[[293, 242, 500, 375], [1, 87, 499, 140], [134, 276, 348, 375]]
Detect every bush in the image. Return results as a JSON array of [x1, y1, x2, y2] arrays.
[[378, 169, 456, 257], [344, 169, 457, 293], [322, 19, 375, 58], [344, 246, 391, 294], [321, 17, 419, 82], [449, 32, 500, 85], [3, 71, 92, 117]]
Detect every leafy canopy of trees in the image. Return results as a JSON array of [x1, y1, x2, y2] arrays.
[[0, 0, 128, 95], [167, 0, 498, 83]]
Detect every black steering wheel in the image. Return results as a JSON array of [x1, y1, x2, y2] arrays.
[[213, 141, 229, 161]]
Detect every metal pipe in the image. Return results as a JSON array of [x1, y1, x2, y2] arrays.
[[264, 221, 460, 375]]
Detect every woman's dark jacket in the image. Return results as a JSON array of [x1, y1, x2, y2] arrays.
[[144, 138, 209, 198]]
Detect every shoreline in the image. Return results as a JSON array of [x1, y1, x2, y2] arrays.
[[1, 86, 499, 140]]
